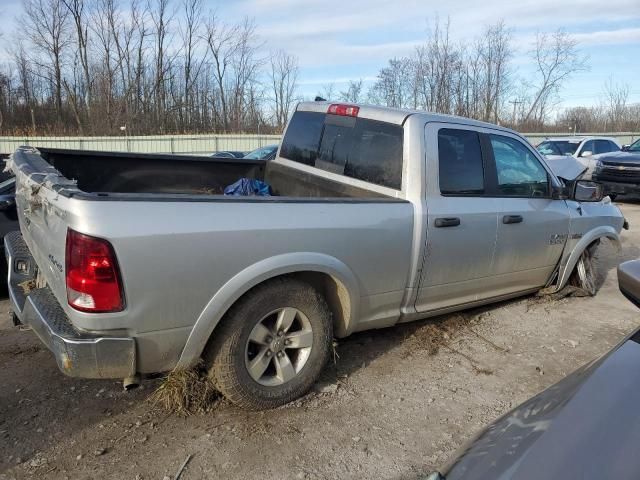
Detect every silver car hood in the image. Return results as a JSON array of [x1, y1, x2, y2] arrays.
[[544, 155, 587, 181]]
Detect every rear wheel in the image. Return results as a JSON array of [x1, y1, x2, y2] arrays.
[[204, 278, 333, 409]]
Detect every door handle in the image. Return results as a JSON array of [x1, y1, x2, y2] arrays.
[[434, 217, 461, 228], [503, 215, 523, 224]]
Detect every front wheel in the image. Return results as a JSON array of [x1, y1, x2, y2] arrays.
[[570, 246, 598, 296], [204, 278, 333, 409]]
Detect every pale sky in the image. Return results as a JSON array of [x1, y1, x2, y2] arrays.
[[1, 0, 639, 110]]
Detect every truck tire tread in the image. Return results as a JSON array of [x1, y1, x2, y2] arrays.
[[203, 277, 333, 410]]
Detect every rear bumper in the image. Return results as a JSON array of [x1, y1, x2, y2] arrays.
[[4, 231, 136, 378]]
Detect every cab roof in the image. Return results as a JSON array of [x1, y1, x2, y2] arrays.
[[296, 101, 518, 134]]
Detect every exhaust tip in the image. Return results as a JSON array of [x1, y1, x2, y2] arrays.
[[123, 374, 141, 391]]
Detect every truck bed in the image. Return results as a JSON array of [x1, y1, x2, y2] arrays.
[[7, 145, 413, 374], [38, 148, 387, 199]]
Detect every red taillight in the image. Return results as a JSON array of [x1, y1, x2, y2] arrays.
[[327, 104, 359, 117], [65, 229, 124, 313]]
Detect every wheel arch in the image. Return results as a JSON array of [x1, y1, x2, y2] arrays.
[[175, 253, 360, 369], [555, 226, 621, 291]]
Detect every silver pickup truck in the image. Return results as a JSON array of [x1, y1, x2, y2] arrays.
[[5, 102, 625, 409]]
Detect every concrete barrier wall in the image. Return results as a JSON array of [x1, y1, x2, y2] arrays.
[[0, 132, 638, 155]]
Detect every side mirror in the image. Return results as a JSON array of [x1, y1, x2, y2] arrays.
[[573, 180, 604, 202], [622, 145, 630, 151], [618, 260, 640, 307], [580, 150, 593, 158]]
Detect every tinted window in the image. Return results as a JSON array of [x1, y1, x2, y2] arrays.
[[594, 140, 619, 154], [280, 111, 324, 166], [280, 111, 403, 189], [490, 135, 549, 198], [581, 140, 594, 156], [344, 120, 403, 189], [438, 129, 484, 195]]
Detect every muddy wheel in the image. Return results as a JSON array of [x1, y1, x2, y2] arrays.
[[203, 277, 333, 410], [570, 246, 598, 296]]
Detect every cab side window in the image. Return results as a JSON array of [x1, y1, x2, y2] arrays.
[[489, 134, 550, 198], [438, 128, 484, 196], [594, 139, 619, 154], [580, 140, 595, 156]]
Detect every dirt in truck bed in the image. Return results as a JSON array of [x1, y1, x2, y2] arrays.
[[1, 201, 640, 480]]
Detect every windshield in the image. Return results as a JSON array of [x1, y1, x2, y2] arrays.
[[244, 145, 276, 160], [537, 140, 580, 156], [629, 139, 640, 152]]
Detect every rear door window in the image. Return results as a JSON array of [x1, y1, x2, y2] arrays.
[[279, 111, 403, 189], [438, 128, 485, 195]]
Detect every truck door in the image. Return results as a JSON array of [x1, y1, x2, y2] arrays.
[[415, 124, 499, 312], [486, 133, 570, 294]]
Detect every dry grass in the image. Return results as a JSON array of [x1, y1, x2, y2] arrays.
[[148, 365, 220, 416]]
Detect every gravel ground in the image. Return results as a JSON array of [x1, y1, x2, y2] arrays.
[[1, 202, 640, 480]]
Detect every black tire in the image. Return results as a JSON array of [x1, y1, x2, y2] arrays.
[[203, 277, 333, 410]]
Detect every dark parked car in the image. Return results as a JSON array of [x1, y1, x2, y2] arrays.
[[426, 259, 640, 480], [210, 150, 247, 159], [243, 144, 278, 161], [0, 177, 17, 236], [0, 176, 18, 289], [592, 138, 640, 200]]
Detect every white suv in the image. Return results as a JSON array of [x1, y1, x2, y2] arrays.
[[537, 136, 621, 179]]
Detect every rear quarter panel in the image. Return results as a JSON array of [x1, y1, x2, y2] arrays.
[[18, 189, 415, 370]]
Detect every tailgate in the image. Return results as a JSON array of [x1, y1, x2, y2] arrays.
[[8, 148, 79, 311]]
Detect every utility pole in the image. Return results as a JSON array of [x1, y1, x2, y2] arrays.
[[509, 99, 522, 128]]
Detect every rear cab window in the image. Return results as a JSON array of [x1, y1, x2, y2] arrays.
[[279, 110, 404, 190]]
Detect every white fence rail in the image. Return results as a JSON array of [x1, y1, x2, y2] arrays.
[[0, 132, 637, 155], [524, 132, 639, 146], [0, 134, 282, 155]]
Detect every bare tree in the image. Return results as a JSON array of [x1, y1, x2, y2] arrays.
[[61, 0, 92, 114], [22, 0, 70, 123], [204, 13, 238, 132], [477, 21, 512, 123], [339, 79, 363, 103], [150, 0, 173, 131], [369, 57, 414, 108], [269, 49, 299, 130], [603, 77, 629, 131], [522, 30, 588, 126], [319, 82, 335, 101], [179, 0, 204, 129]]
